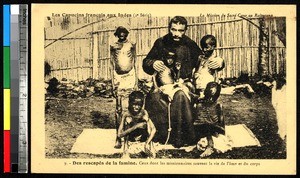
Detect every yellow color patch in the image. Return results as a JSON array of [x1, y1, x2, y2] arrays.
[[4, 89, 10, 130]]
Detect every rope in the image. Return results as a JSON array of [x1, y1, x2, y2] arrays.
[[214, 70, 218, 83], [164, 102, 172, 145]]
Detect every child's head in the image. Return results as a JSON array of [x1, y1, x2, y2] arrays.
[[203, 81, 221, 103], [200, 35, 217, 58], [128, 91, 144, 116], [114, 26, 129, 42], [165, 51, 176, 67]]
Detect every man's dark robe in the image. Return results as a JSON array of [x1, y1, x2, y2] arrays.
[[143, 33, 202, 147]]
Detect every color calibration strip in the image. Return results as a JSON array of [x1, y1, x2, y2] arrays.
[[3, 4, 11, 173], [3, 4, 29, 173]]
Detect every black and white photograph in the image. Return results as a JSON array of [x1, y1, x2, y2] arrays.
[[31, 4, 296, 174]]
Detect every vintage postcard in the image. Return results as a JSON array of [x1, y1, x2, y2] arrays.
[[31, 4, 296, 174]]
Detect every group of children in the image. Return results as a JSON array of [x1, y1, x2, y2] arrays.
[[111, 26, 225, 158]]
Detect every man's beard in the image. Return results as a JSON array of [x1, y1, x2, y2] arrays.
[[171, 37, 183, 45], [173, 36, 181, 41], [167, 33, 184, 43]]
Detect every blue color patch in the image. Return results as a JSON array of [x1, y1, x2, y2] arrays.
[[3, 5, 11, 46]]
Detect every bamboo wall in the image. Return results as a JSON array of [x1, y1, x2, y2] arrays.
[[44, 15, 286, 81]]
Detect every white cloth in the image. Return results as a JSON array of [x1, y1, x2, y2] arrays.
[[159, 82, 191, 101], [212, 134, 233, 153], [113, 68, 136, 91]]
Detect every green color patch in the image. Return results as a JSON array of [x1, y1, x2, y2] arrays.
[[3, 47, 10, 88]]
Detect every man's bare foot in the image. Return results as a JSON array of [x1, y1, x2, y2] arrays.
[[200, 146, 214, 157]]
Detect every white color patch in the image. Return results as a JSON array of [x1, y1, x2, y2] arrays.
[[11, 5, 19, 15]]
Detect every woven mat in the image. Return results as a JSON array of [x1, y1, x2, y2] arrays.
[[71, 124, 260, 155]]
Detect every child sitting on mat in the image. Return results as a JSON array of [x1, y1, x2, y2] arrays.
[[117, 91, 156, 158]]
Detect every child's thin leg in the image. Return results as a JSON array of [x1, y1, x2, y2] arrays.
[[123, 136, 128, 152], [114, 95, 122, 149], [150, 142, 157, 158], [200, 135, 214, 157], [122, 137, 130, 158], [145, 142, 156, 158], [216, 103, 225, 129]]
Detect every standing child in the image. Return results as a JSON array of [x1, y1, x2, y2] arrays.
[[193, 34, 224, 98], [110, 26, 137, 148], [193, 35, 225, 157], [110, 26, 137, 91], [117, 91, 156, 158]]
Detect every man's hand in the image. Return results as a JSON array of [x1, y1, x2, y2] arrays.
[[153, 60, 166, 72], [208, 57, 224, 70]]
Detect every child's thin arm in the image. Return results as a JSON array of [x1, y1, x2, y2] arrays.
[[117, 114, 126, 138], [132, 43, 138, 90], [118, 125, 136, 138], [118, 116, 146, 138], [145, 117, 156, 145], [109, 45, 116, 92], [119, 124, 145, 138], [193, 55, 203, 79]]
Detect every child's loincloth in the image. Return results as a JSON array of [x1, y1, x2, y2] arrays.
[[194, 60, 215, 90], [194, 53, 219, 91], [113, 68, 136, 92]]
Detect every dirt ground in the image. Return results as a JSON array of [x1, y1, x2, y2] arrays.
[[45, 92, 286, 159]]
